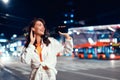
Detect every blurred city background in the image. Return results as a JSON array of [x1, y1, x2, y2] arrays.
[[0, 0, 120, 80]]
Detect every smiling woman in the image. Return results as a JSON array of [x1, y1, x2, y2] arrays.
[[21, 18, 73, 80]]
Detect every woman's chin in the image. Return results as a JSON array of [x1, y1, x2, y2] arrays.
[[39, 33, 44, 36]]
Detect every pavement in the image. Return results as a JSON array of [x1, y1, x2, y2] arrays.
[[0, 56, 120, 80]]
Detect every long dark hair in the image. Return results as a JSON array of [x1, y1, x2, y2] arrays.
[[24, 18, 51, 48]]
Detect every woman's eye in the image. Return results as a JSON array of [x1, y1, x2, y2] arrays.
[[38, 24, 41, 26]]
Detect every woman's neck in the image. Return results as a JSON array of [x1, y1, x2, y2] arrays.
[[36, 35, 42, 44]]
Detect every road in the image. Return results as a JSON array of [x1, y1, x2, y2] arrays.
[[0, 56, 120, 80]]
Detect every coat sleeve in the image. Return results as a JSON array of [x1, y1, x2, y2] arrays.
[[63, 38, 73, 54], [21, 44, 36, 65], [50, 37, 73, 55]]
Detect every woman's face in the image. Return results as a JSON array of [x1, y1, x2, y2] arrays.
[[33, 20, 45, 36]]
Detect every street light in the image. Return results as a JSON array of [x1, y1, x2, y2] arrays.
[[2, 0, 9, 4], [0, 0, 10, 14]]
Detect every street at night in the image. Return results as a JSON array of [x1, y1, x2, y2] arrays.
[[0, 56, 120, 80], [1, 0, 120, 80]]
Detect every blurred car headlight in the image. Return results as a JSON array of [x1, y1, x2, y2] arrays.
[[110, 54, 115, 59]]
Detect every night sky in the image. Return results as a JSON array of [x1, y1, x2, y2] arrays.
[[0, 0, 120, 39]]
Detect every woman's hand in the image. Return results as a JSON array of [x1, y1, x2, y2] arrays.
[[59, 31, 71, 40], [30, 29, 36, 44]]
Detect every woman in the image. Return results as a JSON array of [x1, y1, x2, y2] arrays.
[[21, 18, 73, 80]]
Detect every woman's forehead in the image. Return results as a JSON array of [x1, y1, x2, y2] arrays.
[[36, 21, 43, 24]]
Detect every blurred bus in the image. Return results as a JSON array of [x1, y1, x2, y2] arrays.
[[69, 24, 120, 60]]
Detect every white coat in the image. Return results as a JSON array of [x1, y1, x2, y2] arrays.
[[21, 37, 73, 80]]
